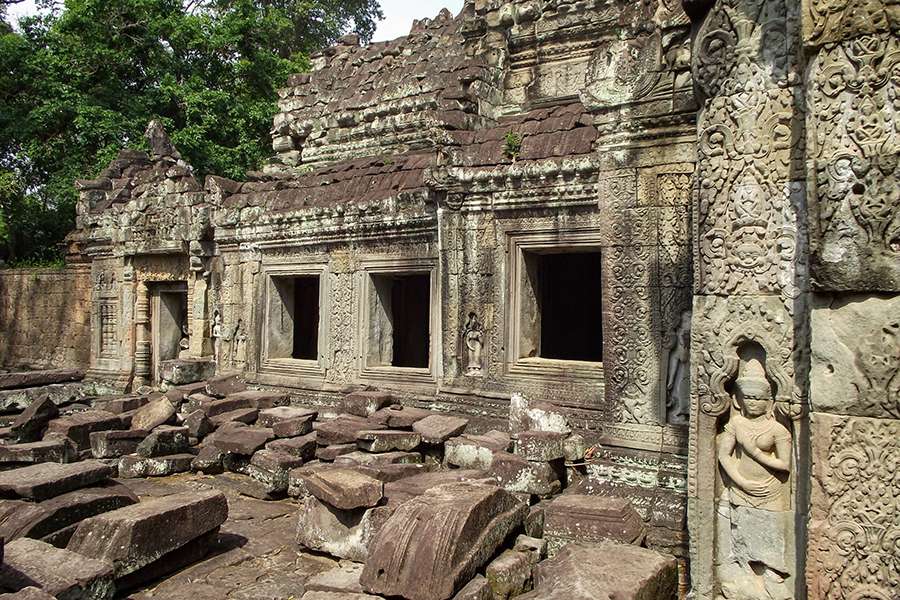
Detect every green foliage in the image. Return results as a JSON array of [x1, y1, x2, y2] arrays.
[[0, 0, 382, 263], [503, 131, 523, 161]]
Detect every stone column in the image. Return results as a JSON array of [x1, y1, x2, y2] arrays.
[[802, 2, 899, 599], [133, 281, 151, 388], [686, 1, 808, 598]]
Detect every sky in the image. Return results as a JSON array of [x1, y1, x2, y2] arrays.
[[5, 0, 466, 43]]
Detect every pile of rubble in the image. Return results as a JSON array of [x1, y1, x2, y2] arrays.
[[0, 371, 678, 599]]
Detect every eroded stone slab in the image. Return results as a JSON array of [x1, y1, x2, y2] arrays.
[[130, 397, 177, 432], [341, 391, 396, 417], [9, 397, 59, 443], [258, 406, 317, 428], [0, 461, 112, 501], [296, 495, 393, 563], [46, 411, 122, 452], [118, 453, 195, 478], [412, 415, 469, 444], [356, 429, 421, 452], [0, 439, 71, 465], [299, 468, 383, 510], [317, 416, 386, 446], [90, 430, 146, 459], [0, 537, 115, 600], [212, 427, 274, 455], [543, 495, 645, 555]]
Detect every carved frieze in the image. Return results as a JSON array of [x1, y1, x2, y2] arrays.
[[803, 0, 900, 46], [808, 412, 899, 600]]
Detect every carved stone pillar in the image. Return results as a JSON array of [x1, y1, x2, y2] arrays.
[[133, 281, 151, 388], [190, 274, 209, 357], [686, 1, 808, 598]]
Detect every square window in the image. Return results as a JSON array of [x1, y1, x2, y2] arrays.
[[268, 275, 320, 361], [367, 273, 431, 369]]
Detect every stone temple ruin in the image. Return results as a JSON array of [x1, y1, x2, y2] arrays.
[[0, 0, 897, 599]]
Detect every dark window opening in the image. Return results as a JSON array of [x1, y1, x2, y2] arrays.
[[527, 251, 603, 362], [292, 277, 320, 360], [369, 273, 430, 368]]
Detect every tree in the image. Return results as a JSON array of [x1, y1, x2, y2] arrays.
[[0, 0, 382, 263]]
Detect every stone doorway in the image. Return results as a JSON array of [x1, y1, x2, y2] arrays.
[[150, 282, 188, 384]]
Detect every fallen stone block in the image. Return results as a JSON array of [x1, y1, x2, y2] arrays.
[[0, 370, 84, 391], [266, 432, 317, 460], [67, 489, 228, 579], [191, 444, 224, 474], [115, 528, 218, 592], [224, 389, 288, 410], [117, 454, 194, 478], [9, 397, 59, 443], [413, 414, 469, 444], [184, 409, 214, 439], [341, 391, 396, 417], [356, 429, 421, 452], [205, 374, 247, 397], [299, 467, 383, 510], [0, 439, 71, 465], [563, 433, 587, 462], [485, 549, 534, 599], [514, 431, 567, 462], [382, 470, 488, 506], [0, 587, 57, 599], [300, 592, 382, 600], [316, 443, 357, 461], [211, 427, 273, 455], [272, 414, 317, 438], [335, 450, 421, 467], [209, 407, 259, 427], [0, 482, 138, 544], [361, 482, 528, 600], [489, 452, 563, 497], [508, 394, 570, 435], [295, 495, 393, 562], [258, 406, 317, 428], [524, 503, 546, 538], [0, 537, 115, 600], [182, 392, 217, 413], [45, 411, 122, 452], [353, 462, 430, 483], [91, 396, 148, 415], [287, 464, 332, 498], [519, 542, 677, 600], [306, 561, 366, 594], [0, 383, 86, 414], [543, 495, 645, 555], [370, 405, 434, 428], [445, 431, 510, 470], [317, 415, 386, 446], [135, 425, 189, 457], [159, 358, 215, 386], [0, 461, 113, 501], [129, 397, 176, 432], [452, 575, 492, 600], [247, 449, 305, 494], [90, 430, 146, 459], [203, 396, 255, 417]]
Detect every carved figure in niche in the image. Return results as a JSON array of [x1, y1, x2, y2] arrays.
[[212, 310, 223, 365], [718, 360, 792, 512], [177, 322, 191, 359], [463, 312, 484, 376], [665, 311, 691, 424], [228, 319, 246, 368]]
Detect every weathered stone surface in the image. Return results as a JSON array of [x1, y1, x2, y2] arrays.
[[382, 470, 488, 506], [299, 467, 383, 510], [514, 431, 567, 462], [257, 406, 317, 428], [158, 358, 216, 385], [266, 432, 317, 460], [287, 463, 333, 498], [223, 389, 288, 409], [66, 489, 228, 578], [9, 397, 59, 443], [296, 495, 393, 563], [451, 575, 492, 600], [543, 495, 645, 555], [45, 411, 122, 452], [211, 427, 273, 455], [91, 395, 149, 415], [361, 482, 528, 600], [489, 452, 563, 497], [508, 395, 570, 435], [129, 397, 176, 432], [247, 449, 305, 494], [352, 462, 429, 483], [0, 587, 57, 600], [0, 383, 86, 414], [0, 461, 112, 501], [209, 407, 259, 427], [412, 414, 469, 444], [316, 443, 357, 461], [335, 450, 421, 466], [300, 592, 382, 600], [0, 439, 71, 465], [203, 396, 256, 417], [114, 528, 218, 592], [190, 444, 224, 474], [117, 453, 194, 478], [135, 425, 189, 457], [342, 391, 396, 417], [370, 405, 434, 428], [485, 549, 534, 600], [89, 429, 146, 459], [272, 414, 316, 438], [356, 429, 421, 452], [0, 482, 138, 542], [204, 374, 247, 397], [0, 538, 115, 600], [445, 431, 511, 470], [306, 561, 365, 594], [0, 370, 83, 391], [317, 415, 386, 445], [182, 409, 212, 439], [519, 542, 678, 600]]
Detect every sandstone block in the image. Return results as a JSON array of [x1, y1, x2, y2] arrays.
[[9, 396, 59, 443], [489, 452, 563, 497], [247, 449, 305, 494], [0, 587, 57, 599], [300, 591, 382, 600], [306, 561, 365, 594], [0, 439, 71, 465], [514, 431, 566, 462], [361, 482, 528, 600], [46, 410, 122, 452], [203, 397, 255, 417], [205, 374, 247, 397], [299, 467, 384, 510], [158, 358, 215, 385], [356, 429, 421, 452], [451, 575, 492, 600], [258, 406, 317, 428], [0, 461, 112, 501], [351, 462, 429, 483], [0, 369, 83, 390], [266, 432, 317, 460], [209, 407, 259, 427], [224, 389, 288, 409], [371, 405, 434, 428], [190, 444, 225, 474], [184, 409, 213, 439], [67, 489, 228, 578], [89, 430, 146, 459], [334, 450, 421, 467], [288, 464, 333, 498], [316, 443, 357, 461], [92, 396, 148, 415], [543, 495, 645, 555], [317, 415, 386, 446], [272, 414, 316, 438], [0, 538, 115, 600], [129, 397, 176, 432], [295, 495, 393, 563], [413, 414, 468, 443], [382, 470, 488, 506], [519, 542, 677, 600], [445, 431, 510, 469], [211, 427, 273, 455], [341, 391, 396, 417], [135, 425, 189, 457], [508, 394, 570, 435], [118, 453, 194, 478], [485, 549, 534, 599]]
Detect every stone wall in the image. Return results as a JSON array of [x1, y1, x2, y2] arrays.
[[0, 267, 92, 369]]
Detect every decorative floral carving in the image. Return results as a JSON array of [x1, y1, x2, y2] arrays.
[[854, 319, 900, 418], [804, 0, 899, 46]]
